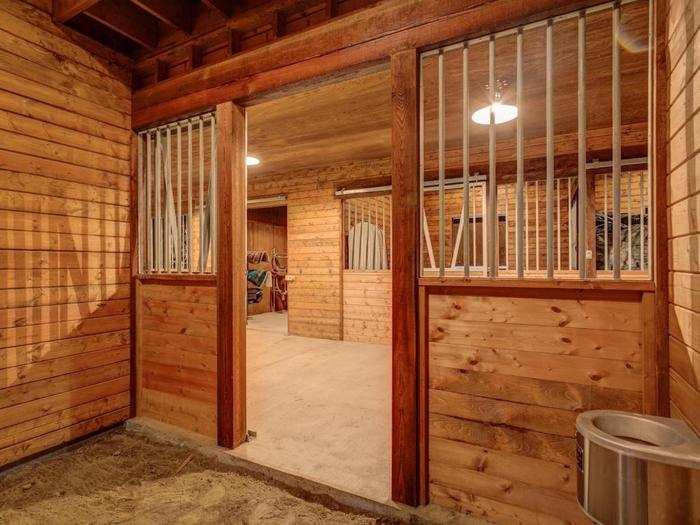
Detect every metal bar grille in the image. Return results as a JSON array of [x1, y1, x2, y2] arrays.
[[418, 0, 652, 281], [137, 112, 217, 275]]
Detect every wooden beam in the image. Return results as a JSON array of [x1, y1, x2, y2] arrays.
[[202, 0, 234, 18], [270, 9, 284, 40], [155, 59, 169, 82], [325, 0, 338, 19], [52, 0, 99, 23], [653, 0, 669, 416], [391, 48, 420, 507], [85, 0, 158, 49], [228, 29, 242, 56], [216, 101, 247, 448], [129, 132, 139, 418], [128, 0, 193, 33], [132, 0, 614, 128]]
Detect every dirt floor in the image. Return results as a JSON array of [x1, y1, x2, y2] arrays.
[[0, 428, 386, 524]]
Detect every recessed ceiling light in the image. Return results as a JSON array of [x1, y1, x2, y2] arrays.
[[246, 156, 260, 166], [471, 101, 518, 126]]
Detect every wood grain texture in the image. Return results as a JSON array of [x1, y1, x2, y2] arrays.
[[0, 0, 131, 469], [137, 284, 217, 439], [216, 101, 247, 448], [391, 48, 420, 506], [667, 0, 698, 433], [427, 290, 645, 523]]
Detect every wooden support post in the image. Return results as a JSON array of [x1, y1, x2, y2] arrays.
[[129, 132, 139, 418], [216, 101, 247, 448], [325, 0, 338, 19], [187, 45, 204, 72], [270, 10, 284, 39], [391, 48, 421, 507]]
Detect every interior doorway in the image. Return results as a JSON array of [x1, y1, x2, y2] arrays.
[[229, 67, 393, 503]]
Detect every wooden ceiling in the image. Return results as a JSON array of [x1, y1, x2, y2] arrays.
[[247, 0, 649, 179], [52, 0, 378, 86]]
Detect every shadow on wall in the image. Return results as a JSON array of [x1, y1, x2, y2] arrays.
[[0, 198, 131, 467]]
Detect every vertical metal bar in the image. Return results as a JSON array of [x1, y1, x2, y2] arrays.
[[647, 0, 654, 276], [199, 117, 205, 273], [211, 115, 217, 274], [640, 171, 645, 271], [604, 174, 609, 269], [155, 130, 162, 272], [462, 43, 470, 277], [438, 51, 446, 278], [535, 180, 540, 271], [568, 177, 572, 270], [612, 1, 622, 279], [525, 181, 529, 271], [482, 182, 487, 274], [419, 55, 425, 276], [166, 128, 172, 271], [516, 28, 525, 278], [488, 36, 497, 277], [627, 172, 632, 269], [146, 132, 153, 272], [578, 10, 588, 278], [177, 126, 182, 272], [545, 19, 554, 279], [137, 133, 144, 274], [557, 178, 561, 271], [188, 122, 193, 273], [469, 186, 483, 266]]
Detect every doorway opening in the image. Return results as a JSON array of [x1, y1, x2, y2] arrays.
[[230, 67, 393, 503]]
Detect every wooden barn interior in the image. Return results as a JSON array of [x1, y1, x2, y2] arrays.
[[1, 0, 699, 523]]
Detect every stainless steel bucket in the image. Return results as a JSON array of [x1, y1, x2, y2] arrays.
[[576, 411, 700, 524]]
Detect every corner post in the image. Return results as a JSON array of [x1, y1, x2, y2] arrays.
[[391, 48, 422, 506], [216, 101, 248, 447]]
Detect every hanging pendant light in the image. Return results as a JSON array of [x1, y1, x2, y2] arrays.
[[471, 84, 518, 125]]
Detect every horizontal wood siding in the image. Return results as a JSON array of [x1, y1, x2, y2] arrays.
[[428, 292, 644, 524], [0, 0, 132, 468], [667, 0, 700, 434], [343, 271, 391, 344], [137, 283, 217, 440]]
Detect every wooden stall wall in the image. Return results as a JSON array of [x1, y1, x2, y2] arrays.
[[667, 0, 700, 434], [137, 283, 217, 441], [0, 0, 132, 468], [248, 158, 390, 340], [343, 271, 392, 344], [427, 289, 646, 524]]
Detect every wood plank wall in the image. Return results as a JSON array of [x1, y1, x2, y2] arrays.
[[343, 271, 391, 344], [248, 158, 390, 340], [137, 283, 217, 441], [0, 0, 132, 468], [427, 290, 645, 524], [667, 0, 700, 434]]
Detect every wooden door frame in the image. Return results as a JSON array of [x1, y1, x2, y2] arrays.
[[216, 101, 248, 448]]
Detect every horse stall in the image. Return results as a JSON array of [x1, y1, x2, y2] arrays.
[[1, 0, 698, 523]]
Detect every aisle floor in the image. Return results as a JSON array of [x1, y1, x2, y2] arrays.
[[231, 312, 391, 503]]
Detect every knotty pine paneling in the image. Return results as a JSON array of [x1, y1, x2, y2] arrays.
[[137, 283, 217, 441], [428, 292, 644, 524], [0, 0, 132, 468], [667, 0, 700, 435], [342, 271, 391, 344]]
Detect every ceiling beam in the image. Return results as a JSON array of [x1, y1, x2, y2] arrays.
[[52, 0, 100, 23], [128, 0, 193, 33], [202, 0, 235, 18], [84, 0, 158, 49]]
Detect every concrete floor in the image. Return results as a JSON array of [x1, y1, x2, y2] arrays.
[[231, 312, 391, 503]]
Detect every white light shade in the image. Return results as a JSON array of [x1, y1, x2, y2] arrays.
[[471, 102, 518, 125], [246, 156, 260, 166]]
